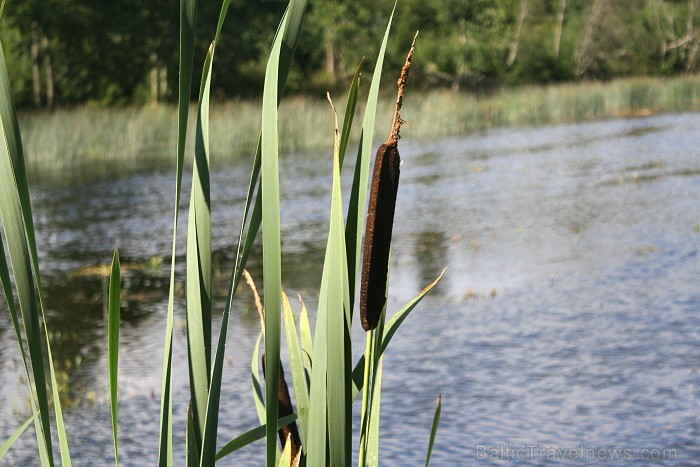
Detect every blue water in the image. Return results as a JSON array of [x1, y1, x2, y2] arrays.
[[1, 112, 699, 465]]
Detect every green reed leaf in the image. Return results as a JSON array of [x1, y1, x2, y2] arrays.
[[299, 297, 313, 379], [282, 291, 310, 442], [108, 249, 121, 467], [345, 2, 396, 311], [187, 0, 232, 453], [425, 395, 442, 467], [0, 214, 43, 466], [339, 59, 364, 169], [215, 415, 298, 462], [0, 415, 33, 461], [365, 357, 384, 467], [252, 331, 266, 425], [0, 38, 61, 467], [325, 94, 351, 466], [159, 0, 198, 464], [352, 269, 445, 400], [261, 12, 285, 467]]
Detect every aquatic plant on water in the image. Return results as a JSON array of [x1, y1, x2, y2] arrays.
[[0, 1, 443, 465]]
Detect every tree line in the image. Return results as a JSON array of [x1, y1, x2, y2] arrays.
[[1, 0, 699, 108]]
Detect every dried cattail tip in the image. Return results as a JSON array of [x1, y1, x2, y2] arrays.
[[262, 355, 302, 459], [360, 143, 401, 331]]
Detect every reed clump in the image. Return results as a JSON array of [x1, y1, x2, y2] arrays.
[[17, 74, 700, 177]]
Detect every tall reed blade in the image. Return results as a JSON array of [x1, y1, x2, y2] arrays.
[[108, 249, 121, 467], [159, 0, 198, 463], [352, 270, 445, 400], [365, 357, 384, 467], [0, 37, 74, 467], [282, 291, 310, 442], [0, 216, 44, 464], [425, 395, 442, 467], [339, 59, 364, 170], [325, 93, 351, 466], [345, 1, 396, 308], [259, 0, 310, 461], [185, 37, 215, 467], [215, 414, 297, 461], [0, 416, 33, 461], [261, 9, 286, 466]]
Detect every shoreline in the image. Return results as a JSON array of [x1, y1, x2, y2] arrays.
[[18, 73, 700, 178]]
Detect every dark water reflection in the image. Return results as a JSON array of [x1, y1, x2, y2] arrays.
[[2, 112, 700, 465]]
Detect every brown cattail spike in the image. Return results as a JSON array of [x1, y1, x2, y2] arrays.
[[262, 355, 302, 460], [360, 34, 418, 331], [360, 143, 401, 331]]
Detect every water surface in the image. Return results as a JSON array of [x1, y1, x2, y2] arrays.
[[1, 112, 699, 465]]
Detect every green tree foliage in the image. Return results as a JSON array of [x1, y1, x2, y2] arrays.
[[2, 0, 700, 107]]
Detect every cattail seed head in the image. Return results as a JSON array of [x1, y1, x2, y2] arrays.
[[360, 143, 401, 331]]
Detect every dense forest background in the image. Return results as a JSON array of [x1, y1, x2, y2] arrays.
[[2, 0, 700, 108]]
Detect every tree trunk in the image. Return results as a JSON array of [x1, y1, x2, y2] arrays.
[[507, 0, 529, 67], [325, 29, 336, 84], [574, 0, 605, 76], [553, 0, 566, 59], [685, 0, 699, 69], [159, 65, 168, 101], [41, 33, 54, 109], [30, 21, 42, 107], [150, 52, 159, 106]]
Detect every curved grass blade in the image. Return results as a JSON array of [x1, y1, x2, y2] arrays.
[[365, 357, 384, 467], [185, 18, 234, 461], [305, 94, 348, 467], [108, 249, 121, 467], [425, 395, 442, 467], [196, 3, 304, 463], [185, 36, 216, 458], [324, 93, 351, 466], [0, 39, 57, 466], [298, 298, 313, 380], [215, 414, 297, 462], [345, 2, 396, 310], [278, 435, 292, 467], [282, 291, 310, 442], [304, 292, 327, 467], [251, 331, 266, 425], [0, 415, 33, 461], [338, 59, 364, 169], [159, 0, 198, 464], [0, 223, 46, 466], [260, 4, 298, 463], [352, 269, 445, 400], [0, 38, 71, 465], [357, 330, 373, 467]]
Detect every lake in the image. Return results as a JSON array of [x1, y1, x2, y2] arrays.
[[1, 112, 699, 465]]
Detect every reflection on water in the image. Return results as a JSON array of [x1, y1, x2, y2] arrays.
[[2, 112, 700, 465]]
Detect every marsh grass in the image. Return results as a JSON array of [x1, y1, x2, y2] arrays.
[[16, 73, 700, 177]]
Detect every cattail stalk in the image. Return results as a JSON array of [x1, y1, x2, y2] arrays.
[[360, 32, 418, 331]]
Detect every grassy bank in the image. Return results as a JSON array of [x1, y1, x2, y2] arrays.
[[19, 73, 700, 175]]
